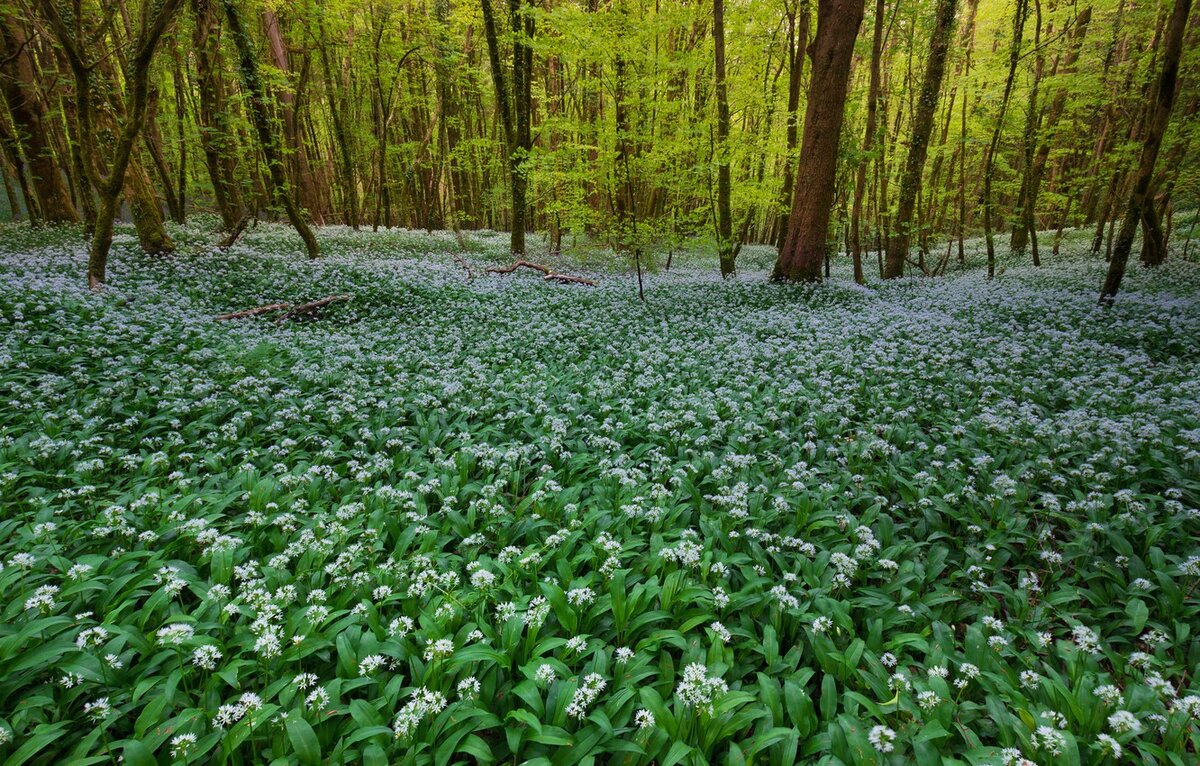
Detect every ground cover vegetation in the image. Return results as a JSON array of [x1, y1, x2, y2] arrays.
[[0, 222, 1198, 764]]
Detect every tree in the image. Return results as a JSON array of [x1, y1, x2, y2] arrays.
[[34, 0, 185, 288], [773, 0, 865, 282], [0, 15, 77, 223], [981, 0, 1027, 279], [883, 0, 957, 279], [481, 0, 535, 255], [220, 0, 320, 259], [714, 0, 736, 276], [1100, 0, 1191, 302], [849, 0, 885, 285]]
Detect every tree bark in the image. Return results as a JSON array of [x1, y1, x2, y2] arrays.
[[34, 0, 184, 287], [1100, 0, 1190, 301], [772, 0, 865, 282]]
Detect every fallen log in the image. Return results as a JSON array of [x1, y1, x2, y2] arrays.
[[214, 295, 351, 322], [544, 273, 597, 287], [214, 302, 290, 320], [273, 294, 351, 323], [487, 260, 597, 286], [486, 260, 552, 275]]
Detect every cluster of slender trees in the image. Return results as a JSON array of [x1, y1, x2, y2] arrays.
[[0, 0, 1195, 300]]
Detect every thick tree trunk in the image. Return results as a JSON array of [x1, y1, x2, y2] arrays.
[[1100, 0, 1189, 301], [882, 0, 957, 279], [221, 0, 320, 258], [772, 0, 865, 282]]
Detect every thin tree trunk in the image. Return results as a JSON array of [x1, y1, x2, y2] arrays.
[[0, 17, 77, 223], [221, 0, 320, 258], [883, 0, 957, 279], [982, 0, 1027, 278], [714, 0, 735, 276], [775, 0, 810, 251], [850, 0, 884, 284], [1100, 0, 1190, 301]]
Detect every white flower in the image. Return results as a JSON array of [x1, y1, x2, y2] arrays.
[[1108, 710, 1140, 734], [393, 688, 447, 738], [868, 725, 896, 753], [157, 623, 195, 646], [709, 621, 731, 643], [359, 654, 387, 676], [535, 664, 557, 685], [567, 587, 595, 607], [1031, 725, 1066, 756], [635, 708, 655, 729], [812, 616, 833, 634], [424, 638, 454, 661], [457, 676, 481, 699], [192, 644, 222, 670], [84, 697, 112, 722], [566, 673, 606, 718], [170, 733, 197, 758], [674, 663, 727, 714], [1096, 733, 1122, 759]]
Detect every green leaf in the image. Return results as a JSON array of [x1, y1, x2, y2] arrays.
[[286, 716, 321, 766]]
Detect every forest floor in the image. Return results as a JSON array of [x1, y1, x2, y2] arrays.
[[1, 220, 1199, 764]]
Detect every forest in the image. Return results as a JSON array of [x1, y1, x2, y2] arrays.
[[1, 0, 1200, 765]]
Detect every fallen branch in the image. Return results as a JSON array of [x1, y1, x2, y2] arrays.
[[544, 273, 597, 287], [214, 302, 290, 320], [452, 252, 473, 281], [486, 260, 552, 275], [273, 295, 351, 323], [487, 260, 597, 286], [218, 213, 252, 249], [214, 294, 351, 322]]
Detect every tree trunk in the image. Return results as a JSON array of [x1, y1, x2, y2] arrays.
[[263, 9, 325, 225], [1100, 0, 1189, 301], [221, 0, 320, 258], [714, 0, 735, 276], [34, 0, 184, 286], [850, 0, 882, 285], [0, 17, 77, 223], [774, 0, 810, 251], [773, 0, 865, 282], [982, 0, 1027, 278], [883, 0, 957, 279], [191, 0, 242, 230]]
